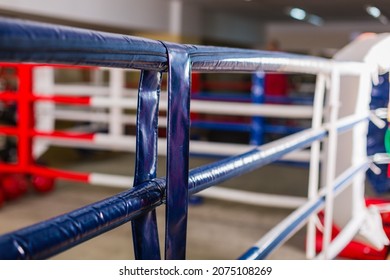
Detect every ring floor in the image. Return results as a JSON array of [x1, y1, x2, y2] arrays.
[[0, 147, 384, 259]]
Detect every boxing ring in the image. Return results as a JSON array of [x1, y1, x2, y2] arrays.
[[0, 17, 389, 260]]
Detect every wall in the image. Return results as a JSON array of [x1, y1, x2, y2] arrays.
[[203, 10, 266, 47], [266, 21, 390, 56], [0, 0, 170, 33], [182, 1, 202, 39]]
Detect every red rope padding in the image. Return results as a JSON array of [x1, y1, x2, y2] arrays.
[[31, 95, 91, 105], [29, 165, 90, 182], [0, 125, 19, 136], [31, 130, 95, 140]]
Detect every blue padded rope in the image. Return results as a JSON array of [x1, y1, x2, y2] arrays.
[[0, 179, 165, 259], [0, 18, 330, 74], [188, 127, 326, 194], [160, 42, 191, 260], [0, 17, 168, 70], [131, 70, 162, 260], [238, 162, 370, 260]]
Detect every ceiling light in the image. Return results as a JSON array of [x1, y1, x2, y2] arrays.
[[366, 5, 381, 18], [289, 8, 307, 20], [285, 7, 324, 26], [366, 5, 388, 24]]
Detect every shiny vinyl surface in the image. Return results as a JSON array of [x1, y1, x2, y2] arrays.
[[131, 70, 162, 260]]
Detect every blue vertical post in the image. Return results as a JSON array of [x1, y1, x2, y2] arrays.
[[131, 70, 162, 259], [162, 42, 191, 260], [250, 72, 265, 145]]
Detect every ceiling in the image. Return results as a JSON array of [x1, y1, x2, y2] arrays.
[[183, 0, 390, 22]]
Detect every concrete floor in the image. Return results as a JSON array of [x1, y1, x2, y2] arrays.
[[0, 147, 382, 259]]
